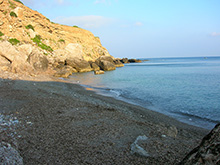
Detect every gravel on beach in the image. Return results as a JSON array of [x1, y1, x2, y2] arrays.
[[0, 74, 208, 164]]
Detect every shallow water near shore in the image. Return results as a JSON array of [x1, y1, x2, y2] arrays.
[[68, 56, 220, 129]]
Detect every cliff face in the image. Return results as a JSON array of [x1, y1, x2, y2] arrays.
[[0, 0, 110, 61]]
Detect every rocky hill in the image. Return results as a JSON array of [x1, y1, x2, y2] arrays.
[[0, 0, 125, 77]]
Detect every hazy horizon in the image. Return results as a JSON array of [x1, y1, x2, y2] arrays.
[[22, 0, 220, 58]]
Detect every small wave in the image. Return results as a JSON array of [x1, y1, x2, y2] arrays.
[[174, 111, 220, 124]]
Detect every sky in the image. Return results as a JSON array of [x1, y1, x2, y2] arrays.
[[22, 0, 220, 58]]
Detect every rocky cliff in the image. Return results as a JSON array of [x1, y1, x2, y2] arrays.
[[0, 0, 125, 77]]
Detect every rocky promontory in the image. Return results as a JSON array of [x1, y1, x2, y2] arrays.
[[0, 0, 143, 78]]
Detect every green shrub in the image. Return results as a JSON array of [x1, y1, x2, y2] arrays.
[[73, 25, 79, 28], [0, 38, 3, 41], [3, 11, 8, 15], [9, 38, 20, 45], [25, 24, 35, 31], [58, 39, 65, 43], [32, 35, 53, 52], [10, 11, 17, 17], [0, 31, 4, 37], [13, 0, 23, 4]]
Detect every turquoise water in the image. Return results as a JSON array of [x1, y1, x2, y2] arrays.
[[68, 57, 220, 129]]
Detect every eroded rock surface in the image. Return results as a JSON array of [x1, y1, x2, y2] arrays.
[[180, 123, 220, 165]]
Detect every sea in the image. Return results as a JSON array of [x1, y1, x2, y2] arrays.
[[67, 56, 220, 130]]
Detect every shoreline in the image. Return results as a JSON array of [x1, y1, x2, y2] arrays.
[[0, 72, 209, 164]]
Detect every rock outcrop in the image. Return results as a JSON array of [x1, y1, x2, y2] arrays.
[[180, 123, 220, 165]]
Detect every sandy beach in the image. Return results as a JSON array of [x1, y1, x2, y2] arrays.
[[0, 72, 208, 164]]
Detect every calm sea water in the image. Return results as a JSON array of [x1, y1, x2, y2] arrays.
[[68, 56, 220, 129]]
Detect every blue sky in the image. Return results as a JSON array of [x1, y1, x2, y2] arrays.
[[22, 0, 220, 58]]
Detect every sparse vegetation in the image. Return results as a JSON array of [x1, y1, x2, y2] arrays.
[[9, 38, 20, 45], [10, 11, 17, 17], [0, 31, 4, 37], [32, 35, 53, 52], [58, 39, 65, 43], [3, 11, 8, 15], [9, 0, 16, 9], [73, 25, 79, 28], [13, 0, 23, 4], [25, 24, 35, 31]]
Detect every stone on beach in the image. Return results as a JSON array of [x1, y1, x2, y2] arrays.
[[131, 135, 149, 157]]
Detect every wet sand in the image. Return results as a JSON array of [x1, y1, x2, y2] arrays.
[[0, 72, 208, 164]]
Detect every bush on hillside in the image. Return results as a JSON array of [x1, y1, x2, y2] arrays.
[[9, 38, 20, 45], [25, 24, 35, 31], [32, 35, 53, 52], [0, 31, 4, 37], [10, 11, 17, 17]]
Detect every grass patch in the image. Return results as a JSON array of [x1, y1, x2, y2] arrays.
[[10, 11, 17, 17], [9, 38, 20, 45], [13, 0, 23, 4], [32, 35, 53, 52], [58, 39, 65, 43], [0, 31, 4, 37], [25, 24, 35, 31]]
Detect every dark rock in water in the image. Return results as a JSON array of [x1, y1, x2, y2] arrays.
[[99, 60, 116, 71], [179, 123, 220, 165], [114, 59, 124, 67], [128, 59, 142, 63], [94, 70, 104, 75], [120, 58, 129, 63], [90, 62, 100, 71], [65, 58, 92, 72]]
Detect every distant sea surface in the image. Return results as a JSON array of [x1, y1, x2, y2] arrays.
[[68, 56, 220, 129]]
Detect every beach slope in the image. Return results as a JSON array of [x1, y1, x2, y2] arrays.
[[0, 76, 208, 164]]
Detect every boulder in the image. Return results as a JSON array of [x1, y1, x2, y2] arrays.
[[0, 41, 26, 62], [99, 60, 116, 71], [27, 49, 49, 71], [95, 55, 114, 66], [94, 70, 104, 75], [114, 59, 124, 67], [53, 43, 84, 64], [65, 58, 92, 72], [180, 123, 220, 165], [54, 66, 77, 78], [90, 62, 100, 71], [0, 41, 34, 73]]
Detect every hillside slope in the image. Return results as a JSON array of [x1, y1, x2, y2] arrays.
[[0, 0, 126, 77], [0, 0, 110, 61]]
